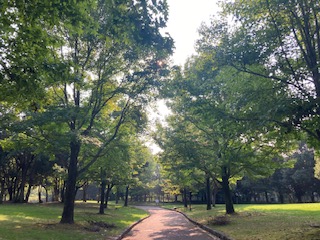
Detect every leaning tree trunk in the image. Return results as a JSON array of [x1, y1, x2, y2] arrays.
[[25, 184, 32, 203], [60, 141, 80, 224], [206, 176, 212, 210], [222, 167, 235, 214], [104, 184, 113, 209]]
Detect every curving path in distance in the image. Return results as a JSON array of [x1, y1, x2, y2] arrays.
[[121, 206, 220, 240]]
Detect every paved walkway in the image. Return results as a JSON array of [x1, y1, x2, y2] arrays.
[[121, 206, 220, 240]]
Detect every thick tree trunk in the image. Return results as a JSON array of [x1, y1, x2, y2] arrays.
[[206, 176, 212, 210], [183, 188, 188, 208], [60, 141, 80, 224], [222, 167, 235, 214], [17, 165, 28, 203], [124, 185, 129, 207]]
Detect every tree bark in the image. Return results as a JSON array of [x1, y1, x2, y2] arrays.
[[38, 185, 43, 203], [60, 141, 80, 224], [0, 178, 5, 203], [115, 190, 119, 204], [124, 185, 129, 207], [82, 183, 88, 202], [99, 180, 106, 214], [25, 184, 32, 203], [206, 176, 212, 210], [183, 188, 188, 208], [52, 178, 60, 202], [222, 167, 235, 214], [104, 184, 113, 209]]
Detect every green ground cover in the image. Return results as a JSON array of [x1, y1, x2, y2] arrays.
[[0, 201, 148, 240], [163, 203, 320, 240]]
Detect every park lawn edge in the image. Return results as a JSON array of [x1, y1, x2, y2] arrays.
[[0, 201, 149, 240], [161, 203, 320, 240]]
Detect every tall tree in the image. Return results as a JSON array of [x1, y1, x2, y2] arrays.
[[197, 0, 320, 149], [1, 0, 172, 224], [159, 55, 289, 214]]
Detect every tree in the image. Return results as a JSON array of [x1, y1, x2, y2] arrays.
[[159, 53, 290, 214], [1, 0, 173, 224], [197, 0, 320, 149]]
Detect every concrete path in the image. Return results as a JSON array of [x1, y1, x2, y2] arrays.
[[121, 206, 220, 240]]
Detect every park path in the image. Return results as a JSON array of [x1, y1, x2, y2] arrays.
[[121, 206, 220, 240]]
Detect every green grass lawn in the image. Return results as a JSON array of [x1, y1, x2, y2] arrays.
[[163, 203, 320, 240], [0, 201, 148, 240]]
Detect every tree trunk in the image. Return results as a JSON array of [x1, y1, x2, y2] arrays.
[[222, 167, 235, 214], [0, 178, 4, 203], [265, 191, 269, 203], [124, 185, 129, 207], [60, 141, 80, 224], [38, 185, 43, 203], [45, 187, 49, 202], [104, 184, 113, 209], [183, 188, 187, 208], [212, 188, 218, 207], [206, 176, 212, 210], [115, 190, 119, 204], [60, 181, 66, 203], [25, 184, 32, 203], [82, 183, 88, 202], [99, 181, 106, 214], [8, 183, 13, 202], [17, 165, 28, 203], [52, 178, 60, 202]]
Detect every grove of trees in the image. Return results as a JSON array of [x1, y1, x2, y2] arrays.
[[0, 0, 172, 224], [155, 0, 320, 214], [1, 0, 320, 224]]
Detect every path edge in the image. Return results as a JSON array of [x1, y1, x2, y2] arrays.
[[170, 208, 234, 240], [115, 214, 151, 240]]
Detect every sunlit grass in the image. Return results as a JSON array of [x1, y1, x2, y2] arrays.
[[242, 203, 320, 212], [162, 203, 320, 240], [0, 201, 148, 240]]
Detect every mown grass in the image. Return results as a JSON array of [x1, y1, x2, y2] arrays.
[[0, 201, 148, 240], [163, 203, 320, 240]]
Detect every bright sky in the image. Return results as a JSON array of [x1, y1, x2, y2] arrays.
[[165, 0, 220, 66], [147, 1, 220, 153]]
